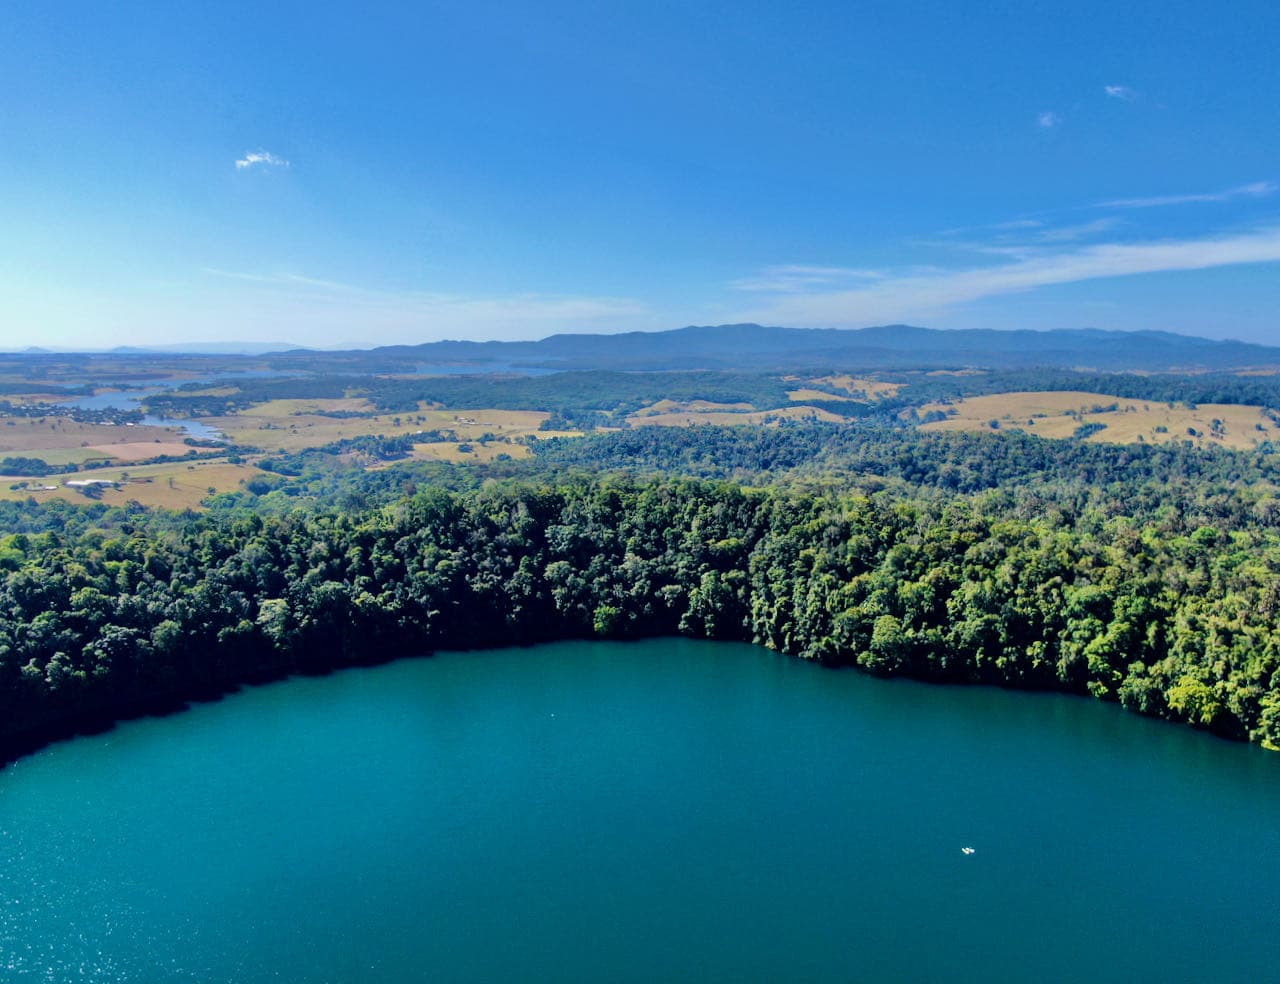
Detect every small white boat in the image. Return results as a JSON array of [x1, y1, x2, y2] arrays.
[[961, 847, 976, 855]]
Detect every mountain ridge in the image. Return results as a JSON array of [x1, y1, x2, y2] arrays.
[[283, 323, 1280, 372]]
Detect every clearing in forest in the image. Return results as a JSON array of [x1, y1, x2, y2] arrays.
[[0, 459, 266, 510], [795, 376, 902, 400], [918, 391, 1279, 450], [628, 405, 847, 427], [202, 404, 555, 452]]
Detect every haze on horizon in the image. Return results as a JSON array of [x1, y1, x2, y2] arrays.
[[2, 1, 1278, 350]]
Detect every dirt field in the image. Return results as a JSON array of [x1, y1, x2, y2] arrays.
[[918, 391, 1279, 450]]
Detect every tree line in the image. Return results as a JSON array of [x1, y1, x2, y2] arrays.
[[2, 474, 1278, 761]]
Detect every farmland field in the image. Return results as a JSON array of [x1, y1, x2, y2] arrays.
[[918, 391, 1279, 450], [1, 459, 265, 510], [627, 405, 847, 427], [0, 417, 185, 453], [203, 405, 556, 452]]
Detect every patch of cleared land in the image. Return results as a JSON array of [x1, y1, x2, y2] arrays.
[[0, 417, 187, 458], [785, 388, 860, 403], [803, 376, 902, 399], [629, 405, 847, 427], [632, 399, 756, 417], [919, 391, 1279, 450], [1, 459, 266, 510], [202, 405, 555, 452], [0, 393, 82, 405], [238, 397, 376, 415], [406, 441, 535, 463], [82, 441, 197, 461]]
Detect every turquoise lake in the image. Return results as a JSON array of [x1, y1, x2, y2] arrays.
[[1, 637, 1278, 982]]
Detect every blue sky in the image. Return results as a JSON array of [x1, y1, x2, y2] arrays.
[[2, 0, 1279, 349]]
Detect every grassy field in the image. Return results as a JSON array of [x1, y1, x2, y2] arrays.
[[919, 391, 1279, 450], [1, 459, 266, 510], [0, 416, 192, 467], [406, 441, 534, 463], [785, 388, 860, 403], [239, 397, 376, 415], [628, 405, 847, 427], [203, 404, 557, 452], [804, 375, 902, 399], [632, 399, 756, 417], [0, 393, 84, 405]]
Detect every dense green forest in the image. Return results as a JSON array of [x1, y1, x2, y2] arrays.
[[2, 454, 1278, 760], [139, 366, 1280, 428]]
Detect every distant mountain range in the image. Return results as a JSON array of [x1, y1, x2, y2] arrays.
[[109, 342, 307, 356], [9, 325, 1278, 372], [267, 324, 1280, 373]]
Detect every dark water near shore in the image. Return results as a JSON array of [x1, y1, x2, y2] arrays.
[[2, 638, 1278, 982]]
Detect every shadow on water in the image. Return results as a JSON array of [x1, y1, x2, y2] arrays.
[[0, 646, 454, 769], [2, 634, 1272, 773]]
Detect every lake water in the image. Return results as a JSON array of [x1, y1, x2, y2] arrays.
[[56, 389, 224, 441], [1, 638, 1277, 982]]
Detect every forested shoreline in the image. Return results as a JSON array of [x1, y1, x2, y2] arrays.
[[2, 470, 1278, 762]]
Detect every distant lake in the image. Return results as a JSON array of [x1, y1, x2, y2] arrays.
[[55, 370, 307, 440], [2, 638, 1277, 982], [57, 389, 224, 441]]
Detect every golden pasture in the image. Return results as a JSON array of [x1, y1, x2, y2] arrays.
[[631, 399, 756, 417], [628, 405, 846, 427], [1, 459, 266, 510], [805, 375, 902, 399], [406, 441, 534, 463], [0, 416, 189, 463], [919, 391, 1279, 450], [202, 404, 555, 452]]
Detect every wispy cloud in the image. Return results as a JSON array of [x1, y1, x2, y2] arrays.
[[921, 216, 1123, 258], [731, 265, 883, 292], [200, 267, 648, 338], [1037, 111, 1060, 129], [1028, 217, 1122, 243], [234, 150, 290, 171], [731, 226, 1280, 327], [203, 269, 353, 290], [1104, 84, 1138, 101], [1096, 180, 1276, 209]]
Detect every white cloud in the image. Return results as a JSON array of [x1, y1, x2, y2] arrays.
[[731, 265, 883, 292], [730, 226, 1280, 327], [1097, 180, 1276, 209], [203, 269, 353, 290], [1104, 84, 1138, 101], [199, 267, 648, 339], [234, 150, 290, 170], [1037, 111, 1060, 128], [1027, 217, 1122, 243]]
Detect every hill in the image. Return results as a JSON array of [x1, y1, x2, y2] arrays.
[[266, 324, 1280, 373]]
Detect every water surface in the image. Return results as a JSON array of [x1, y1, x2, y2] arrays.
[[2, 638, 1277, 982]]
